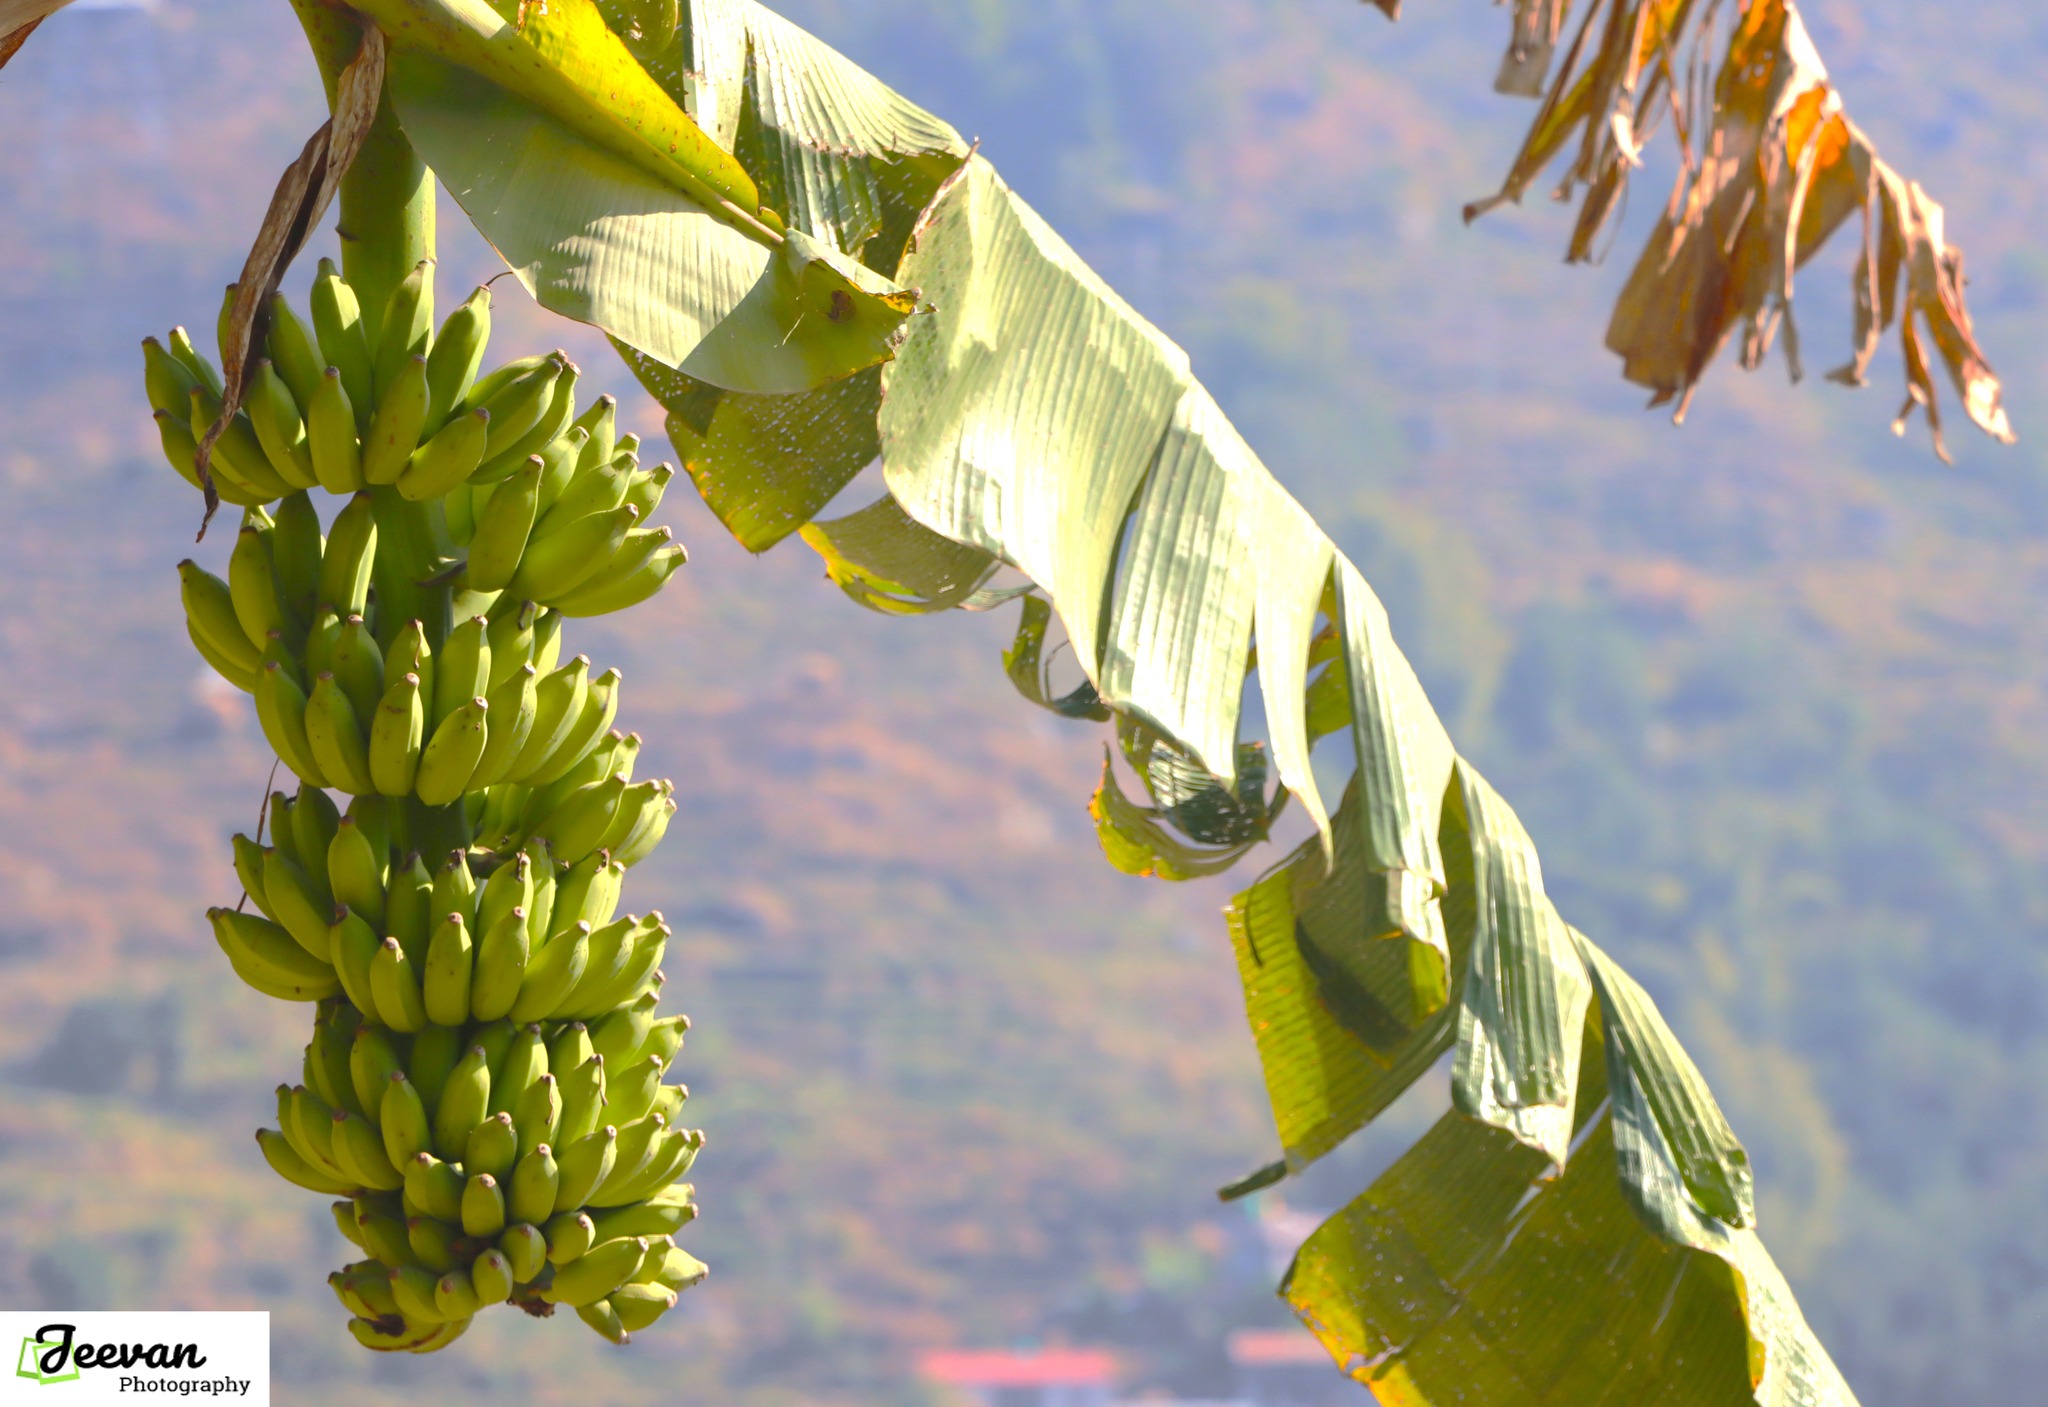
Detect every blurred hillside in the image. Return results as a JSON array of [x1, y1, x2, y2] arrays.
[[0, 2, 2043, 1404]]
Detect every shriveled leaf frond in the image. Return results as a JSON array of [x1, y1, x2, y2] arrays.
[[1463, 0, 2010, 459], [0, 0, 69, 59]]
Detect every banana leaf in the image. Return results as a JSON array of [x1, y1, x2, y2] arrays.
[[583, 4, 1857, 1401]]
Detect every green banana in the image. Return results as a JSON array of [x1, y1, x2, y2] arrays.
[[490, 1025, 547, 1117], [602, 1055, 666, 1131], [544, 1210, 596, 1267], [547, 1022, 595, 1078], [257, 1127, 354, 1195], [484, 600, 542, 690], [505, 656, 589, 783], [469, 1248, 515, 1306], [532, 776, 628, 867], [280, 1085, 348, 1184], [383, 619, 436, 708], [408, 1214, 462, 1273], [407, 1023, 464, 1116], [586, 1185, 697, 1243], [331, 617, 388, 719], [156, 409, 261, 503], [432, 615, 491, 731], [460, 1172, 507, 1238], [529, 668, 621, 788], [396, 405, 490, 502], [470, 904, 530, 1024], [167, 325, 222, 396], [507, 504, 639, 605], [369, 672, 426, 798], [465, 1112, 519, 1182], [209, 907, 338, 1001], [329, 907, 382, 1017], [363, 354, 431, 486], [613, 796, 675, 869], [541, 1233, 644, 1306], [142, 335, 204, 416], [415, 696, 489, 806], [330, 1109, 404, 1191], [310, 258, 374, 420], [349, 1023, 406, 1122], [572, 394, 617, 472], [499, 1222, 547, 1283], [425, 286, 491, 431], [466, 456, 543, 593], [307, 367, 365, 493], [188, 388, 294, 501], [308, 1003, 363, 1115], [620, 463, 673, 521], [509, 921, 590, 1024], [380, 1071, 432, 1168], [373, 259, 434, 400], [532, 426, 590, 513], [476, 850, 532, 936], [327, 817, 386, 928], [316, 492, 378, 616], [536, 449, 629, 534], [369, 936, 429, 1033], [179, 560, 260, 677], [554, 1050, 607, 1149], [609, 1282, 678, 1334], [556, 541, 687, 618], [590, 1111, 664, 1204], [433, 1044, 491, 1159], [244, 358, 318, 491], [260, 847, 333, 960], [405, 1152, 467, 1224], [306, 674, 377, 794], [576, 1299, 629, 1344], [227, 523, 286, 651], [512, 1070, 561, 1157], [265, 293, 325, 411], [476, 356, 565, 468], [421, 914, 475, 1027], [389, 1264, 447, 1325]]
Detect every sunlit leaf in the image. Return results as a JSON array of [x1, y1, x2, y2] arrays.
[[798, 494, 998, 615], [619, 348, 881, 551], [388, 45, 914, 391]]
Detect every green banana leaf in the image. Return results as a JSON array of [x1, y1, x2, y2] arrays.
[[582, 4, 1853, 1402], [372, 0, 923, 392], [1284, 1007, 1851, 1407]]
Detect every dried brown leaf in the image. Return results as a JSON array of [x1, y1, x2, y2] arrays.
[[0, 0, 69, 69], [194, 20, 385, 530], [1466, 0, 2010, 459]]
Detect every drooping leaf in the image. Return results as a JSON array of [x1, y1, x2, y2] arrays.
[[798, 494, 999, 615], [1284, 1106, 1854, 1407], [1225, 858, 1461, 1173], [1091, 741, 1268, 883], [1464, 0, 2011, 458], [665, 0, 968, 262], [619, 347, 881, 552], [1575, 928, 1755, 1229], [387, 45, 915, 391], [1445, 765, 1592, 1167], [591, 8, 1845, 1400], [1001, 595, 1109, 722]]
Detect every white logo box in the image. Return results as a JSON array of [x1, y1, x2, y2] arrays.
[[3, 1313, 267, 1403]]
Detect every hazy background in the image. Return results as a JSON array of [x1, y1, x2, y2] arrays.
[[0, 1, 2042, 1403]]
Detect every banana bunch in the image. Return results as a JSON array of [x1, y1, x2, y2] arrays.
[[143, 258, 686, 616], [144, 258, 706, 1351], [265, 997, 705, 1347]]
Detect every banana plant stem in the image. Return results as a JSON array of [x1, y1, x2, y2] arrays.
[[289, 0, 436, 342]]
